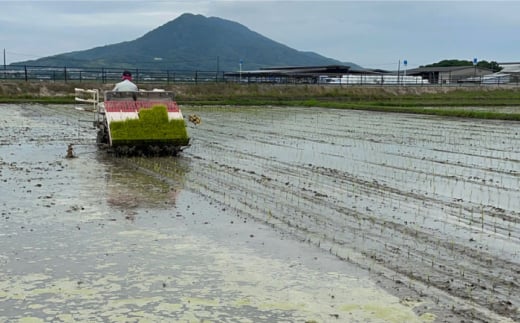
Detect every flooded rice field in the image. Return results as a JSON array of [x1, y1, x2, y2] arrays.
[[0, 103, 519, 322]]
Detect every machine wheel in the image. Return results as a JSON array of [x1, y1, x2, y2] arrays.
[[96, 123, 109, 147]]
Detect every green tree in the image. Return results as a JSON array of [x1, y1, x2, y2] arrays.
[[477, 60, 502, 72], [421, 59, 502, 72]]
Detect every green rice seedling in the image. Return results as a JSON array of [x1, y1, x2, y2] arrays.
[[109, 105, 189, 146]]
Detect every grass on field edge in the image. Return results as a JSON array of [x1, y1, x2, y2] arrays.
[[1, 82, 520, 121]]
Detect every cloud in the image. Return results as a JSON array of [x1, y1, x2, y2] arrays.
[[2, 0, 520, 67]]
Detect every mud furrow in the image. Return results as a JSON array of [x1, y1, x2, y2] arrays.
[[7, 103, 519, 322], [175, 150, 514, 322], [179, 146, 515, 322], [175, 105, 520, 322]]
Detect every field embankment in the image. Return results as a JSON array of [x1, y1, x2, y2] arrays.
[[1, 81, 520, 119]]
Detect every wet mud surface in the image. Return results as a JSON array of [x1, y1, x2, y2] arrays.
[[1, 103, 519, 322]]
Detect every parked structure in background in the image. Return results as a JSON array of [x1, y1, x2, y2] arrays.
[[404, 63, 520, 85], [405, 66, 494, 84], [224, 65, 353, 84], [495, 62, 520, 83], [318, 74, 428, 85], [224, 65, 430, 85]]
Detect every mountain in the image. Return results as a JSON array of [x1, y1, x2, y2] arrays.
[[13, 13, 361, 71]]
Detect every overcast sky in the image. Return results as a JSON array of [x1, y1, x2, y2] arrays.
[[1, 0, 519, 69]]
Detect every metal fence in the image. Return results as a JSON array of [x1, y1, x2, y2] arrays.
[[1, 64, 519, 86], [0, 65, 226, 84]]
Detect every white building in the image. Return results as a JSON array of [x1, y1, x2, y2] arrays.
[[318, 74, 428, 85]]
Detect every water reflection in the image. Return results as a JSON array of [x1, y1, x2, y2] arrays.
[[97, 153, 191, 213]]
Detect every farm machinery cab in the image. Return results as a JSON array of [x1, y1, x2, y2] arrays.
[[75, 89, 190, 156]]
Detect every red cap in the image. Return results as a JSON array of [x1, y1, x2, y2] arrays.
[[122, 71, 132, 80]]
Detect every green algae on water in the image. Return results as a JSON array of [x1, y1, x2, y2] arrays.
[[109, 105, 189, 146]]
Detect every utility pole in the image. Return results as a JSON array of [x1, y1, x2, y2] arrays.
[[397, 60, 401, 85], [403, 59, 408, 86], [3, 48, 6, 79], [216, 56, 219, 82], [239, 59, 243, 82], [473, 57, 478, 80]]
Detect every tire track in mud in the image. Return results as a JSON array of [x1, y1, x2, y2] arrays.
[[173, 151, 518, 322], [3, 104, 409, 322], [308, 165, 519, 319], [1, 103, 95, 147], [159, 106, 519, 322]]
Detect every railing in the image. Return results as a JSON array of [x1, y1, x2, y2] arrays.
[[2, 64, 519, 86], [1, 65, 226, 84]]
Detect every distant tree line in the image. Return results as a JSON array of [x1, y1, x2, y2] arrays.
[[420, 60, 502, 72]]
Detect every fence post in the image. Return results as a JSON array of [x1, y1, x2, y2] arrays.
[[64, 66, 67, 82], [24, 65, 28, 82], [195, 71, 198, 84], [167, 70, 170, 85]]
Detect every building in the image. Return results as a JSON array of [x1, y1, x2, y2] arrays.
[[405, 66, 493, 84], [224, 65, 428, 85], [225, 64, 510, 85], [497, 62, 520, 83], [224, 65, 353, 83], [499, 62, 520, 73]]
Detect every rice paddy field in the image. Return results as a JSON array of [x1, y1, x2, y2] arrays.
[[0, 102, 518, 322]]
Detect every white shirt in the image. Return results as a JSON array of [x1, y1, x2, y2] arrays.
[[113, 79, 138, 92]]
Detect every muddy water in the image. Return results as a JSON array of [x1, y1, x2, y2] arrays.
[[0, 103, 518, 322]]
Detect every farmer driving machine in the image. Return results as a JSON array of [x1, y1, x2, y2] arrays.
[[75, 89, 190, 156]]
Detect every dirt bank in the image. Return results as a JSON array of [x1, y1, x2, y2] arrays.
[[1, 80, 516, 100]]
